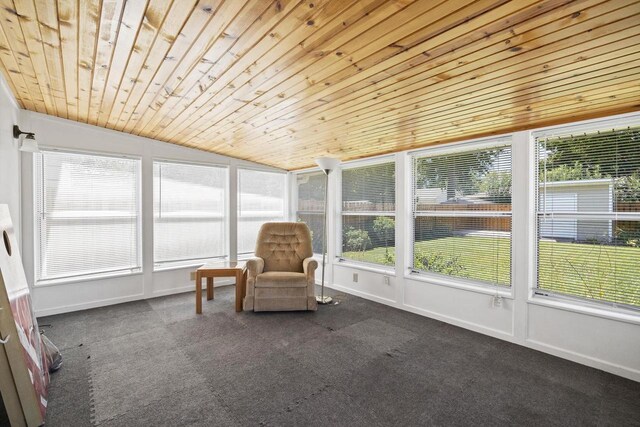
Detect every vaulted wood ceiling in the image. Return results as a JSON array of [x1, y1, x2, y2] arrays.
[[0, 0, 638, 170]]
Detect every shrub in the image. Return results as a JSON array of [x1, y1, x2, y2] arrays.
[[414, 249, 466, 276], [344, 227, 372, 253]]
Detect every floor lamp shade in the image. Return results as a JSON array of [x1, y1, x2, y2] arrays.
[[315, 157, 340, 173]]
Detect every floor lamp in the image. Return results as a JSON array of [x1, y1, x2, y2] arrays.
[[315, 156, 340, 305]]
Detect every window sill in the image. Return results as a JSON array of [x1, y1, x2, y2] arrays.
[[35, 270, 143, 288], [405, 271, 513, 299], [153, 258, 229, 272], [528, 294, 640, 326], [333, 259, 395, 276], [153, 263, 205, 273]]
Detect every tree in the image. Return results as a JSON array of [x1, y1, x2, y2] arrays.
[[616, 172, 640, 203], [543, 161, 602, 182], [540, 128, 640, 181], [373, 216, 395, 247], [540, 127, 640, 201], [415, 148, 503, 201], [342, 162, 395, 208], [476, 171, 512, 202]]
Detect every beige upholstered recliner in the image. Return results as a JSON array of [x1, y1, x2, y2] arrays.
[[243, 222, 318, 312]]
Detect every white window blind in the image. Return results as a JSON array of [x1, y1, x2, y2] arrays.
[[153, 161, 227, 268], [339, 161, 395, 267], [535, 125, 640, 309], [296, 171, 326, 254], [237, 169, 286, 255], [411, 141, 512, 287], [35, 150, 141, 283]]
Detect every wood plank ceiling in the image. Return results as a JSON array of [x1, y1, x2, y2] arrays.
[[0, 0, 638, 170]]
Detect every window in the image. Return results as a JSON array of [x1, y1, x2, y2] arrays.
[[411, 140, 512, 287], [535, 124, 640, 309], [295, 171, 326, 254], [339, 160, 395, 267], [34, 150, 141, 283], [237, 169, 286, 256], [153, 161, 227, 269]]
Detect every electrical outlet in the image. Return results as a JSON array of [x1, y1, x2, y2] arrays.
[[353, 273, 358, 283], [384, 276, 390, 285], [492, 295, 503, 308]]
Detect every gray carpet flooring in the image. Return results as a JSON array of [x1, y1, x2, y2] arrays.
[[28, 286, 640, 426]]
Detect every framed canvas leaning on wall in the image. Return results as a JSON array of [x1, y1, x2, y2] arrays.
[[0, 204, 49, 427]]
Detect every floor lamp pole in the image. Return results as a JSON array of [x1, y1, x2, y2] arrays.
[[317, 168, 332, 304]]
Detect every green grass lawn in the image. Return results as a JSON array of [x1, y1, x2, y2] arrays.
[[343, 236, 640, 308]]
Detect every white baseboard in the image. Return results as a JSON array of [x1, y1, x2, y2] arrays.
[[401, 302, 515, 342], [525, 338, 640, 383], [325, 281, 513, 341], [324, 282, 396, 305], [35, 293, 145, 317], [35, 280, 236, 317]]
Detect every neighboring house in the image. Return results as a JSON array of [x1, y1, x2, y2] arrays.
[[538, 179, 613, 241], [415, 188, 447, 205]]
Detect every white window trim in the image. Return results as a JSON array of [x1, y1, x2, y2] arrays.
[[236, 167, 288, 257], [35, 269, 144, 288], [153, 256, 228, 273], [528, 294, 640, 326], [334, 258, 396, 276], [336, 156, 397, 267], [293, 169, 328, 256], [406, 270, 513, 299], [408, 135, 512, 158], [530, 117, 640, 315], [152, 159, 230, 271], [33, 148, 143, 286], [409, 137, 514, 290]]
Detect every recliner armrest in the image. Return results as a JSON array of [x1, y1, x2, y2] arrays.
[[246, 257, 264, 278], [303, 258, 318, 278]]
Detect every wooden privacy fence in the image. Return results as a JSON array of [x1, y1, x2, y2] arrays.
[[415, 203, 512, 234], [614, 202, 640, 238]]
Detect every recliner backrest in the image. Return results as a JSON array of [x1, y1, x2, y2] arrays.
[[255, 222, 313, 272]]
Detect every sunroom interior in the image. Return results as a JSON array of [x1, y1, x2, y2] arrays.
[[0, 0, 638, 425]]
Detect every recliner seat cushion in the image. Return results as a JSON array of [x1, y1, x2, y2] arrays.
[[255, 271, 307, 288]]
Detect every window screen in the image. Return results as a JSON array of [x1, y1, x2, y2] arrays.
[[296, 171, 326, 254], [237, 169, 286, 255], [35, 150, 141, 282], [153, 161, 227, 268], [536, 125, 640, 309], [412, 141, 512, 287], [339, 161, 396, 267]]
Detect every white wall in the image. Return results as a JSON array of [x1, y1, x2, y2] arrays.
[[0, 75, 21, 251], [20, 111, 284, 316], [293, 113, 640, 382]]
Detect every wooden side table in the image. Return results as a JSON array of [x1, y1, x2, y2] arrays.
[[195, 261, 247, 314]]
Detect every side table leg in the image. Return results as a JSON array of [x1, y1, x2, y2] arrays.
[[196, 272, 202, 314], [235, 270, 243, 312], [207, 277, 214, 300]]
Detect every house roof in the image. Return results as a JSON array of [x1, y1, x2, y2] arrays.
[[542, 178, 614, 188]]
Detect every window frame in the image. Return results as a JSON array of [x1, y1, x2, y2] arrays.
[[335, 155, 397, 269], [236, 166, 288, 258], [152, 158, 230, 271], [407, 136, 514, 292], [531, 115, 640, 314], [293, 169, 327, 257], [33, 147, 143, 286]]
